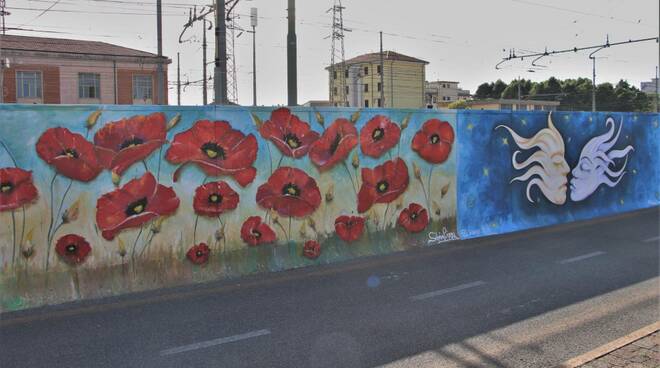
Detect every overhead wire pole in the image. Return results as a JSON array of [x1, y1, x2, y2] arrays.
[[328, 0, 349, 107], [287, 0, 297, 106], [380, 31, 384, 107], [177, 52, 181, 105], [251, 7, 258, 107], [179, 5, 215, 105], [156, 0, 164, 105], [214, 0, 228, 105]]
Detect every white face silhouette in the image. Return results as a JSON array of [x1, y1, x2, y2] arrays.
[[570, 117, 633, 202], [497, 113, 570, 206]]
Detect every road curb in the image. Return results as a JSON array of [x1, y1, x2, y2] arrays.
[[558, 321, 660, 368]]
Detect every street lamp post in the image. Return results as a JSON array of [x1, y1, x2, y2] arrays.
[[251, 7, 258, 106]]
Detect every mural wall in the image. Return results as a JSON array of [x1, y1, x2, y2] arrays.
[[0, 105, 458, 311], [457, 110, 659, 239]]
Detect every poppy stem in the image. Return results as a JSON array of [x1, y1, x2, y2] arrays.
[[45, 173, 58, 272], [274, 221, 288, 243], [138, 232, 156, 258], [276, 154, 285, 169], [20, 206, 26, 255], [418, 178, 430, 217], [142, 160, 149, 173], [156, 146, 164, 181], [11, 210, 16, 266], [72, 268, 81, 299], [131, 226, 144, 262], [342, 161, 358, 195], [217, 216, 225, 254], [266, 143, 273, 175], [427, 166, 435, 219], [53, 179, 74, 240], [288, 216, 292, 243], [193, 215, 200, 245], [0, 138, 18, 167], [382, 204, 390, 231]]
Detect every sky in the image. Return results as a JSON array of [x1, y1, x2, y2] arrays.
[[6, 0, 660, 106]]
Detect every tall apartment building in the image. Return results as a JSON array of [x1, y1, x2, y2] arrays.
[[0, 35, 170, 105], [326, 51, 428, 109]]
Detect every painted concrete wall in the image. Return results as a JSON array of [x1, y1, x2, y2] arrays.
[[0, 105, 457, 311], [457, 110, 659, 239]]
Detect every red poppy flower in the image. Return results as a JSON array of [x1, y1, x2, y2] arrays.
[[334, 215, 365, 243], [55, 234, 91, 265], [303, 240, 321, 260], [398, 203, 429, 233], [186, 243, 211, 265], [166, 120, 258, 187], [36, 127, 103, 182], [0, 168, 38, 212], [96, 172, 180, 240], [259, 108, 320, 158], [240, 216, 277, 246], [359, 115, 401, 158], [309, 118, 358, 172], [193, 181, 239, 217], [411, 119, 455, 164], [256, 167, 321, 218], [357, 158, 409, 213], [94, 113, 167, 176]]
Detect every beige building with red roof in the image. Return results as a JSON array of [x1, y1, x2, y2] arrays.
[[0, 34, 170, 105], [326, 51, 428, 109]]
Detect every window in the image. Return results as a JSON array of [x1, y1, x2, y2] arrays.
[[364, 66, 369, 76], [364, 100, 369, 107], [333, 87, 338, 96], [345, 86, 349, 95], [376, 98, 382, 107], [364, 84, 369, 92], [79, 73, 100, 99], [377, 65, 382, 75], [377, 82, 382, 92], [500, 104, 513, 110], [132, 75, 153, 101], [16, 71, 42, 99], [534, 105, 544, 111], [333, 71, 337, 80], [344, 69, 349, 78], [516, 104, 525, 110]]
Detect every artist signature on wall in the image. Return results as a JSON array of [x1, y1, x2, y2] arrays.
[[427, 228, 460, 245]]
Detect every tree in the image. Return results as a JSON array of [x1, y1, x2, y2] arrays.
[[492, 79, 508, 98], [447, 100, 469, 109], [475, 83, 494, 99]]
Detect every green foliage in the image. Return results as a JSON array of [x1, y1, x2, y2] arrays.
[[475, 77, 652, 112], [447, 100, 469, 109]]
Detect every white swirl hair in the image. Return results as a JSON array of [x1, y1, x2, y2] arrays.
[[569, 117, 634, 202], [496, 113, 570, 205]]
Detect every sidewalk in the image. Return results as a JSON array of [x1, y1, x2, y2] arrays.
[[569, 328, 659, 368]]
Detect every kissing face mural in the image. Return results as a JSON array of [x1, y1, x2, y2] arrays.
[[458, 110, 659, 239], [0, 105, 457, 311]]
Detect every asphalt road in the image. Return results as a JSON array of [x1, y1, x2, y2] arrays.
[[1, 208, 658, 368]]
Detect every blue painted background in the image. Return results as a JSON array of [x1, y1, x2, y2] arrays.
[[457, 110, 660, 239]]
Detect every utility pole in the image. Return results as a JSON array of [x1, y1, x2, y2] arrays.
[[156, 0, 165, 105], [214, 0, 227, 105], [226, 12, 238, 104], [251, 7, 258, 106], [517, 76, 521, 101], [202, 19, 208, 105], [380, 31, 384, 107], [177, 52, 181, 106], [0, 0, 9, 35], [328, 0, 348, 106], [287, 0, 297, 106]]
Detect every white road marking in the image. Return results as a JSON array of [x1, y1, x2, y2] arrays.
[[643, 236, 660, 243], [159, 329, 271, 356], [411, 281, 486, 301], [559, 251, 605, 264]]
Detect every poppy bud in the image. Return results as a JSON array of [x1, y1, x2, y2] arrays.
[[441, 182, 450, 198], [251, 113, 263, 129], [151, 216, 166, 234], [86, 110, 102, 129], [111, 171, 121, 186], [401, 114, 411, 130], [22, 230, 35, 259], [215, 227, 225, 241], [299, 222, 308, 238], [413, 162, 422, 180], [352, 152, 360, 169], [307, 217, 317, 231], [22, 247, 35, 259], [395, 196, 404, 210], [315, 111, 325, 127], [350, 110, 361, 124], [433, 200, 442, 217], [271, 211, 280, 225], [62, 198, 81, 224], [166, 113, 182, 131], [117, 237, 127, 258], [325, 183, 334, 203]]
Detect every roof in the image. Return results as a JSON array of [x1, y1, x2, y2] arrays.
[[468, 99, 560, 106], [326, 51, 428, 69], [0, 35, 167, 60], [427, 80, 459, 84]]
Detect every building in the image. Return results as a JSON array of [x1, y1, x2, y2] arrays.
[[425, 81, 471, 107], [326, 51, 428, 109], [302, 100, 334, 108], [0, 35, 170, 105], [448, 98, 560, 111], [640, 78, 658, 95]]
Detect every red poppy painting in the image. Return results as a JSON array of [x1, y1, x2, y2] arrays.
[[166, 120, 258, 187], [359, 115, 401, 158], [256, 167, 321, 218], [55, 234, 92, 265], [309, 118, 358, 172], [0, 168, 38, 212], [193, 181, 239, 217], [357, 158, 409, 213], [302, 240, 321, 260], [36, 127, 103, 182], [334, 215, 365, 243], [259, 108, 320, 158], [94, 113, 167, 176], [240, 216, 277, 246], [397, 203, 429, 233], [186, 243, 211, 265], [411, 119, 455, 164], [96, 172, 180, 240]]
